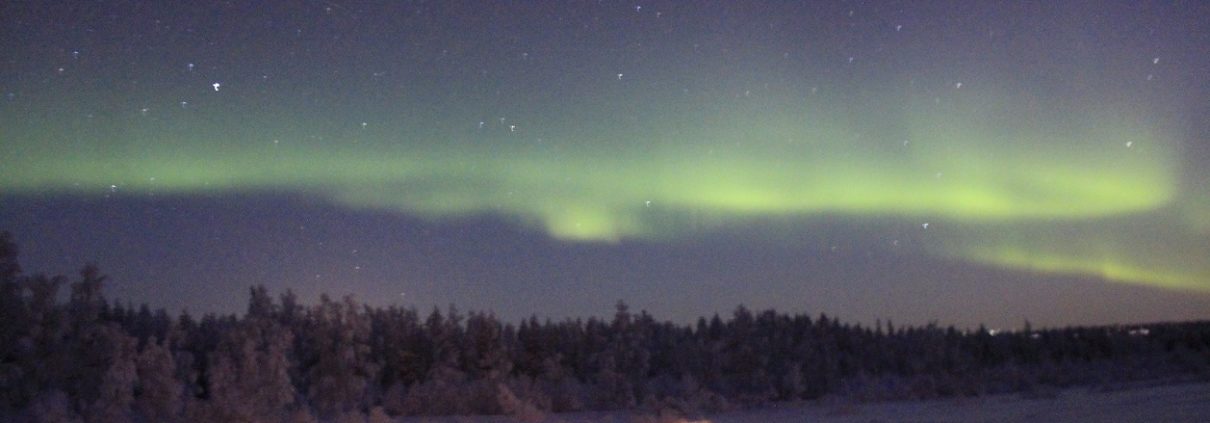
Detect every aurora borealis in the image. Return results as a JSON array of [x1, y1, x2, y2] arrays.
[[2, 1, 1208, 327]]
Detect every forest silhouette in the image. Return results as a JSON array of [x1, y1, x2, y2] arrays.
[[1, 231, 1207, 422]]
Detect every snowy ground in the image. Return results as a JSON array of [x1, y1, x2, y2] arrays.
[[391, 381, 1210, 423]]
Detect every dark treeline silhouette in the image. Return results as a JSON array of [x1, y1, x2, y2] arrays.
[[1, 231, 1208, 422]]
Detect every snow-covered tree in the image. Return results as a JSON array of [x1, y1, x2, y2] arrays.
[[464, 312, 511, 381], [592, 350, 635, 409], [196, 317, 295, 422], [134, 337, 182, 422], [302, 295, 378, 417], [79, 324, 139, 423]]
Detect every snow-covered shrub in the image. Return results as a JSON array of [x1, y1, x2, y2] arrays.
[[503, 377, 552, 414], [366, 406, 392, 423], [497, 382, 545, 422], [398, 365, 471, 415]]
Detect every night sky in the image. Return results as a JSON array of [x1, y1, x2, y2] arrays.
[[2, 1, 1209, 329]]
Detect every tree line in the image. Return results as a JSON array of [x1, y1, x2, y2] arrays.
[[1, 232, 1208, 422]]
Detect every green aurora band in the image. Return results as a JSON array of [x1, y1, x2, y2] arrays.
[[2, 90, 1206, 292]]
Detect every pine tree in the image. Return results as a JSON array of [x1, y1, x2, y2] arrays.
[[0, 232, 19, 284], [0, 232, 23, 408], [69, 265, 106, 329]]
